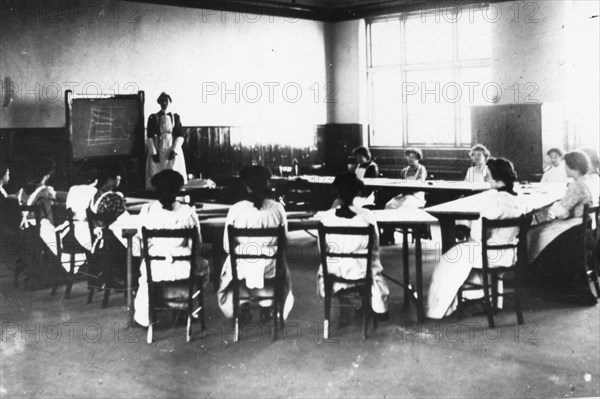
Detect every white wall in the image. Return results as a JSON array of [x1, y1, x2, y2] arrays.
[[0, 0, 328, 147]]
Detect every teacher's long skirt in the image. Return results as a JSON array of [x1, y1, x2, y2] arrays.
[[146, 132, 187, 189]]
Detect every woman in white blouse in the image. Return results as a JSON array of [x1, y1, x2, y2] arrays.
[[540, 148, 568, 183], [528, 150, 599, 304], [318, 173, 390, 318], [134, 170, 208, 327], [427, 158, 526, 319], [464, 144, 494, 183], [218, 165, 294, 322]]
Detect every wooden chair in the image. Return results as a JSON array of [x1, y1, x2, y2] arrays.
[[50, 207, 90, 299], [457, 215, 532, 328], [14, 204, 42, 290], [141, 227, 206, 343], [318, 224, 377, 340], [582, 204, 600, 297], [227, 225, 286, 342], [84, 208, 130, 308], [283, 179, 317, 212]]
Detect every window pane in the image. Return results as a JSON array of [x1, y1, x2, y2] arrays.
[[370, 20, 402, 66], [369, 70, 403, 146], [458, 66, 492, 144], [405, 16, 453, 64], [457, 9, 492, 60], [405, 69, 455, 144]]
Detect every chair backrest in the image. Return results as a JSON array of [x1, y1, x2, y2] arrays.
[[18, 204, 42, 234], [481, 215, 533, 269], [226, 225, 286, 284], [85, 207, 96, 238], [317, 223, 375, 285], [582, 203, 600, 254], [53, 206, 71, 258], [141, 227, 199, 284]]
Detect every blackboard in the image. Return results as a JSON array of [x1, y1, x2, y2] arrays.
[[69, 92, 144, 159]]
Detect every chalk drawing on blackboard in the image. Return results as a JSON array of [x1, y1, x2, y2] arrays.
[[87, 105, 131, 145]]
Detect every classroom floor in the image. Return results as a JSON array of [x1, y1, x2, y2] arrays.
[[1, 229, 599, 398]]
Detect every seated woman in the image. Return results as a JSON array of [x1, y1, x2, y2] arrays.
[[15, 158, 59, 288], [0, 163, 8, 199], [527, 150, 599, 304], [86, 190, 128, 289], [580, 147, 600, 189], [134, 170, 208, 327], [541, 148, 568, 183], [465, 144, 494, 183], [65, 167, 99, 250], [91, 167, 122, 210], [456, 144, 495, 240], [427, 158, 526, 319], [318, 173, 390, 319], [385, 148, 427, 209], [218, 165, 294, 322], [0, 164, 10, 233], [381, 148, 427, 244], [331, 146, 379, 209], [0, 163, 19, 240], [352, 146, 379, 180]]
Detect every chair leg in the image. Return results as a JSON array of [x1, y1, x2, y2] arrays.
[[324, 288, 331, 340], [457, 289, 464, 319], [588, 250, 600, 297], [147, 324, 153, 344], [514, 265, 525, 325], [51, 277, 60, 296], [64, 280, 73, 300], [199, 289, 206, 331], [481, 268, 495, 329], [87, 287, 95, 304], [186, 315, 192, 343], [187, 283, 194, 342], [101, 289, 111, 308], [279, 303, 284, 331], [592, 271, 600, 299], [234, 317, 239, 343], [362, 297, 369, 340], [491, 273, 499, 311], [147, 285, 154, 344], [270, 307, 278, 342]]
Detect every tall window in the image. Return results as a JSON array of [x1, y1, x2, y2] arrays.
[[367, 6, 492, 147]]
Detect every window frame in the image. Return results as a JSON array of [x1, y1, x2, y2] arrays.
[[366, 7, 491, 149]]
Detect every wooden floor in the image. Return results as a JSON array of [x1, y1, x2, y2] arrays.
[[1, 230, 599, 398]]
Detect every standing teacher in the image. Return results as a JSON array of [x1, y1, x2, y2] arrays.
[[146, 92, 187, 188]]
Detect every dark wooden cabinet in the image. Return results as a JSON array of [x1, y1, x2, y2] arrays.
[[471, 103, 544, 181], [315, 123, 363, 175]]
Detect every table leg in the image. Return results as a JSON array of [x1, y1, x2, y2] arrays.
[[402, 228, 410, 307], [414, 228, 425, 323], [438, 217, 458, 253], [126, 236, 134, 328]]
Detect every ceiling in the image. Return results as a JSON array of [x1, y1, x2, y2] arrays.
[[131, 0, 496, 22]]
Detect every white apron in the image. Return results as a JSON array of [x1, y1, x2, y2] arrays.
[[146, 114, 187, 188]]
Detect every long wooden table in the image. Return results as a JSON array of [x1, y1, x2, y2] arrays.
[[120, 207, 437, 326], [425, 183, 567, 252], [273, 175, 494, 211], [276, 175, 492, 193]]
